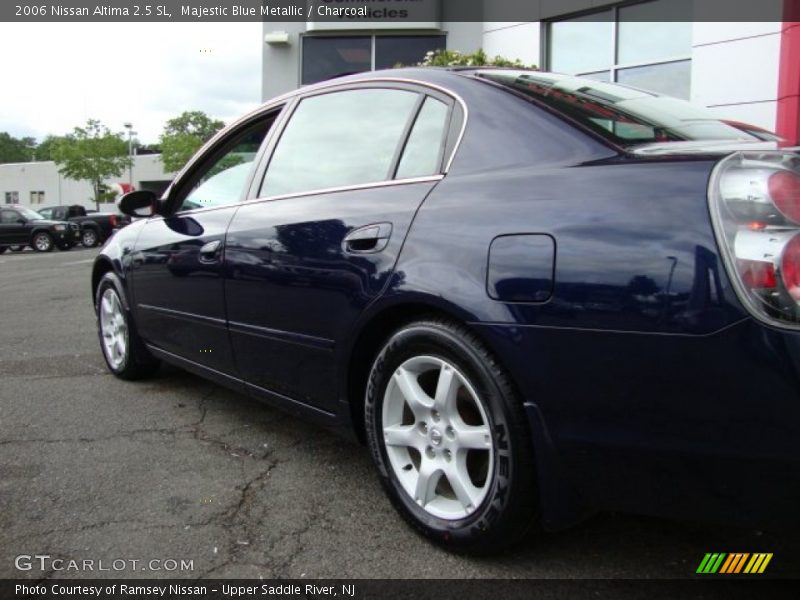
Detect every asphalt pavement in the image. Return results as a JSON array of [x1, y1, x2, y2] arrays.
[[0, 247, 797, 581]]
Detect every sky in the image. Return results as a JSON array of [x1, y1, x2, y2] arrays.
[[0, 22, 262, 144]]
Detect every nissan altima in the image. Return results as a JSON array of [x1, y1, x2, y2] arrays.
[[93, 68, 800, 553]]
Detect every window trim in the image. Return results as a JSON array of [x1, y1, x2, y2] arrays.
[[543, 2, 692, 95], [161, 76, 467, 218]]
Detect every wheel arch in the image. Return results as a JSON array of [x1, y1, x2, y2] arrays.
[[342, 295, 505, 444], [91, 257, 125, 311]]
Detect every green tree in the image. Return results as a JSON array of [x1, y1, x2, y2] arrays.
[[52, 120, 131, 210], [159, 111, 225, 173], [0, 132, 37, 163], [32, 135, 65, 161]]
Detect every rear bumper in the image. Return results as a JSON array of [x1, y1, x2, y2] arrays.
[[473, 319, 800, 529]]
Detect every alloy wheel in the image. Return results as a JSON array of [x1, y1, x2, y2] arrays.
[[82, 230, 97, 247], [33, 234, 52, 252], [382, 355, 494, 520], [99, 288, 129, 369]]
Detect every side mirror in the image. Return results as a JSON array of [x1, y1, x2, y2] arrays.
[[119, 191, 159, 217]]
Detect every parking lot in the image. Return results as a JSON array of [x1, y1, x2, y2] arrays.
[[1, 247, 798, 580]]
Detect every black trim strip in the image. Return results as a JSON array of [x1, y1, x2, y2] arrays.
[[228, 320, 335, 351], [137, 304, 228, 329]]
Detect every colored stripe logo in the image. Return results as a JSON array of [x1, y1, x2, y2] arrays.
[[697, 552, 773, 574]]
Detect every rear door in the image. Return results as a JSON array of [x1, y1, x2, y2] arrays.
[[224, 83, 459, 411]]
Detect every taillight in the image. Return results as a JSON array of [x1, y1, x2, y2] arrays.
[[709, 152, 800, 327], [781, 234, 800, 302], [109, 214, 117, 227], [769, 170, 800, 224]]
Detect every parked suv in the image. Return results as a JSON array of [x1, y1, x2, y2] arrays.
[[38, 204, 128, 248], [0, 206, 80, 252]]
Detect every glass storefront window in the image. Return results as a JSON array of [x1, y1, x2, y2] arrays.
[[375, 35, 447, 69], [302, 35, 447, 86], [301, 37, 371, 85], [548, 0, 692, 99]]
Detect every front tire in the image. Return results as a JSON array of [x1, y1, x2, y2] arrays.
[[365, 318, 538, 553], [96, 272, 160, 380], [32, 232, 53, 252]]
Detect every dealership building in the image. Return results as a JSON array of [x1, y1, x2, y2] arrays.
[[262, 0, 800, 143]]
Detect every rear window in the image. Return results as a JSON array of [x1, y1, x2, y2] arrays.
[[476, 70, 760, 146]]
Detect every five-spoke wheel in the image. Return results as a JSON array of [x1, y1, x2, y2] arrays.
[[366, 318, 538, 553], [383, 356, 493, 519]]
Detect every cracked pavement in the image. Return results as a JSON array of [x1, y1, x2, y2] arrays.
[[1, 248, 799, 580]]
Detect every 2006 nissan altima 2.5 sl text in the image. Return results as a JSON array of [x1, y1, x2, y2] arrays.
[[92, 67, 800, 553]]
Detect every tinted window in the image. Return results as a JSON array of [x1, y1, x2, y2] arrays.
[[1, 210, 20, 224], [262, 89, 420, 197], [179, 121, 272, 211], [396, 97, 449, 179], [477, 71, 758, 146], [302, 37, 371, 85]]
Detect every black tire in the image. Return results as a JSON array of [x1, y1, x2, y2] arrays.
[[0, 247, 6, 254], [82, 228, 99, 248], [365, 318, 538, 554], [32, 232, 54, 252], [95, 272, 160, 380]]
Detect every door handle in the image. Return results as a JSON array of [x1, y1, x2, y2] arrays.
[[199, 239, 222, 263], [343, 223, 392, 254]]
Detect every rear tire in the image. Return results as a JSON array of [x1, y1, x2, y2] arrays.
[[82, 228, 99, 248], [364, 318, 539, 554], [96, 272, 160, 380], [0, 247, 6, 254], [32, 232, 53, 252]]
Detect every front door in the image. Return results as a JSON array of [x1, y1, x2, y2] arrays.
[[224, 85, 456, 411], [0, 209, 29, 245], [129, 115, 277, 374]]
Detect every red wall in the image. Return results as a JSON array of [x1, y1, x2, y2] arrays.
[[777, 3, 800, 145]]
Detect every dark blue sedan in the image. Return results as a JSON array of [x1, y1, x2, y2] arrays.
[[93, 68, 800, 553]]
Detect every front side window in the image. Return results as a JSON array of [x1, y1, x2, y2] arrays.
[[177, 119, 273, 212], [1, 210, 20, 223], [548, 0, 692, 99], [261, 88, 420, 197]]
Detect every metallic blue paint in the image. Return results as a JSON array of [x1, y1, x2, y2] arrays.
[[96, 68, 800, 530]]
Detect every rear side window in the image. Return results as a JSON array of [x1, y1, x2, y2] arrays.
[[38, 208, 52, 219], [261, 88, 420, 197], [396, 97, 449, 179]]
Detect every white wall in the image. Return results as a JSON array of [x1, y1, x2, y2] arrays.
[[0, 154, 175, 209], [483, 22, 541, 66], [690, 21, 782, 130]]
